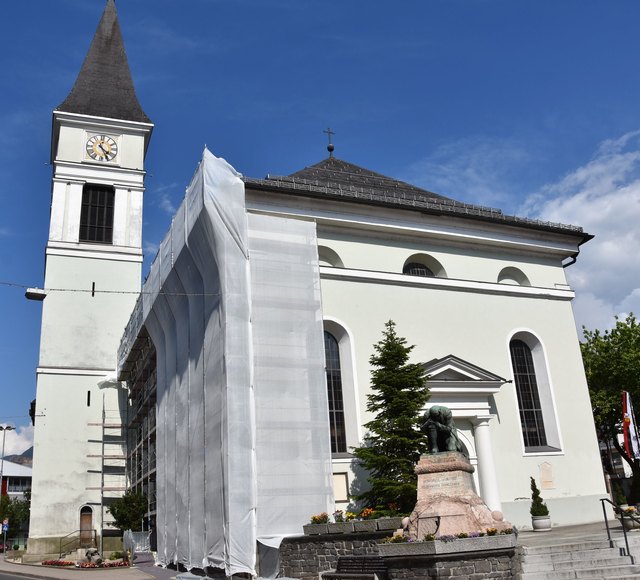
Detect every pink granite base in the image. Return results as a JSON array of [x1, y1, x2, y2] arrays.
[[408, 452, 511, 539]]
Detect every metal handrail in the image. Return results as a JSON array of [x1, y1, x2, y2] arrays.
[[600, 497, 635, 564], [59, 529, 97, 558]]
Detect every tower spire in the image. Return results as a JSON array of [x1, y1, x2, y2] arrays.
[[57, 0, 151, 123]]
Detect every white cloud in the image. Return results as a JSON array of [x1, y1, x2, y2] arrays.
[[151, 183, 180, 216], [143, 240, 160, 257], [0, 424, 33, 456], [405, 136, 533, 210], [526, 131, 640, 332]]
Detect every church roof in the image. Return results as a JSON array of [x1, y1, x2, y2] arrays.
[[290, 157, 451, 203], [57, 0, 151, 124], [244, 156, 589, 239]]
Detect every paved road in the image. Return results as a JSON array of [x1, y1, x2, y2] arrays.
[[0, 573, 42, 580]]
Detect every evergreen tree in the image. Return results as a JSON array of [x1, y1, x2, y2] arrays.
[[353, 320, 430, 513], [107, 491, 147, 532]]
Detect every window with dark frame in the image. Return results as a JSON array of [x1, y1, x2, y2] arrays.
[[324, 331, 347, 454], [403, 262, 434, 277], [80, 184, 115, 244], [510, 339, 548, 449]]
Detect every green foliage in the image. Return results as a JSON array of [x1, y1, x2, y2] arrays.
[[106, 491, 147, 532], [352, 320, 430, 513], [613, 481, 627, 506], [0, 491, 31, 534], [581, 313, 640, 502], [530, 477, 549, 517]]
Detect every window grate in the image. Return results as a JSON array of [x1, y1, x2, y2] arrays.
[[510, 339, 547, 448], [80, 184, 115, 244], [325, 331, 347, 453]]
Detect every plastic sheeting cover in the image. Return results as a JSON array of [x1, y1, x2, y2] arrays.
[[125, 149, 333, 576]]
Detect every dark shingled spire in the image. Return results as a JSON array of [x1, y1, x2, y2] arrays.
[[57, 0, 151, 124]]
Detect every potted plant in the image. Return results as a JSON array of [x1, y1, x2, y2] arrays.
[[530, 476, 551, 531], [353, 507, 378, 532], [327, 510, 354, 533], [376, 503, 404, 531], [613, 480, 628, 510], [621, 506, 640, 530], [303, 512, 329, 535]]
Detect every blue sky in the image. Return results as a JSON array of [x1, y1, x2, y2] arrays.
[[2, 0, 640, 452]]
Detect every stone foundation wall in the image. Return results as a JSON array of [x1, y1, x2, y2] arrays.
[[280, 532, 389, 580], [386, 552, 516, 579], [279, 534, 517, 580]]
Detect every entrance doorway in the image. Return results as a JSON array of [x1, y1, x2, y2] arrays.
[[80, 506, 93, 547]]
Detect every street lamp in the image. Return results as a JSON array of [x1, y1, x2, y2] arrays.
[[0, 426, 16, 497]]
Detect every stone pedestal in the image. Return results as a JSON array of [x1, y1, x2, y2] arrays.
[[408, 452, 511, 539]]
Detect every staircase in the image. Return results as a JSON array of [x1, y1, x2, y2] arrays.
[[516, 537, 640, 579]]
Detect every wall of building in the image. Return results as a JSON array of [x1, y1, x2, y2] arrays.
[[306, 214, 605, 529]]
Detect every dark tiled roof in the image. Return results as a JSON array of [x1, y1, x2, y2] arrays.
[[244, 156, 589, 238], [57, 0, 151, 124]]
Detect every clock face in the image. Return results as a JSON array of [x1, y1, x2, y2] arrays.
[[86, 134, 118, 162]]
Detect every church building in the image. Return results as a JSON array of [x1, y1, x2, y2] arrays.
[[29, 0, 607, 574]]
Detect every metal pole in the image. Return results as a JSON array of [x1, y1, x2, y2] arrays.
[[0, 426, 15, 559], [0, 426, 15, 498]]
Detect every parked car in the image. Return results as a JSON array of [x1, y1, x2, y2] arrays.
[[0, 543, 8, 553]]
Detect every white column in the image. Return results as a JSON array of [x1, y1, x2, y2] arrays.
[[472, 416, 502, 512]]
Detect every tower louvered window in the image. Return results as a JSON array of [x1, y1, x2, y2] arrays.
[[80, 184, 115, 244]]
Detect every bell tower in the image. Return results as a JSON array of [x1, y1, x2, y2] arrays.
[[28, 0, 153, 554]]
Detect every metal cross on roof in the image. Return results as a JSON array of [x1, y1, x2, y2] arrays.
[[323, 127, 335, 157]]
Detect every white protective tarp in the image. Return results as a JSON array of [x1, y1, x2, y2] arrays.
[[134, 149, 333, 576]]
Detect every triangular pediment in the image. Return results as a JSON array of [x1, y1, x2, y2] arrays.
[[422, 355, 506, 384]]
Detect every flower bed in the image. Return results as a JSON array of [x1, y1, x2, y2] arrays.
[[42, 560, 75, 567], [378, 532, 517, 556]]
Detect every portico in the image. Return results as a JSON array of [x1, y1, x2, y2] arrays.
[[423, 355, 507, 513]]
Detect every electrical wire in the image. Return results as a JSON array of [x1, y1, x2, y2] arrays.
[[0, 280, 221, 297]]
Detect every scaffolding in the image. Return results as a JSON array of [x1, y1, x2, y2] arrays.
[[87, 401, 127, 553], [122, 329, 157, 529]]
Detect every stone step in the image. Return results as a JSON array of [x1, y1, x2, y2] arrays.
[[521, 546, 624, 564], [520, 555, 633, 574], [518, 564, 640, 579], [521, 539, 616, 555]]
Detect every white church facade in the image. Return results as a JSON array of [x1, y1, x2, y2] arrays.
[[29, 0, 607, 573]]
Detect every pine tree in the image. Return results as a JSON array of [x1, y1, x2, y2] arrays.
[[352, 320, 430, 513]]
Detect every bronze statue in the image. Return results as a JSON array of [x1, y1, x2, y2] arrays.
[[421, 405, 466, 455]]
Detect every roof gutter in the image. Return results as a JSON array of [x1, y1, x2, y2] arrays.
[[562, 232, 594, 269]]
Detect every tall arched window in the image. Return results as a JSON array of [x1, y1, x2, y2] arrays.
[[510, 339, 547, 449], [324, 331, 347, 453]]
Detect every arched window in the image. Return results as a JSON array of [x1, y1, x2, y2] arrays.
[[510, 338, 556, 451], [80, 184, 115, 244], [498, 267, 531, 286], [403, 262, 434, 277], [318, 246, 344, 268], [324, 331, 347, 453], [402, 253, 446, 278]]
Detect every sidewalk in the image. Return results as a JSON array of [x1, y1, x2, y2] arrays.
[[0, 522, 634, 580], [0, 553, 177, 580]]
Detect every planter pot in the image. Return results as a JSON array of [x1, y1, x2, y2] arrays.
[[621, 517, 640, 531], [531, 515, 551, 532], [378, 534, 517, 557], [353, 520, 377, 533], [303, 523, 329, 535], [376, 517, 404, 531], [327, 522, 354, 534]]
